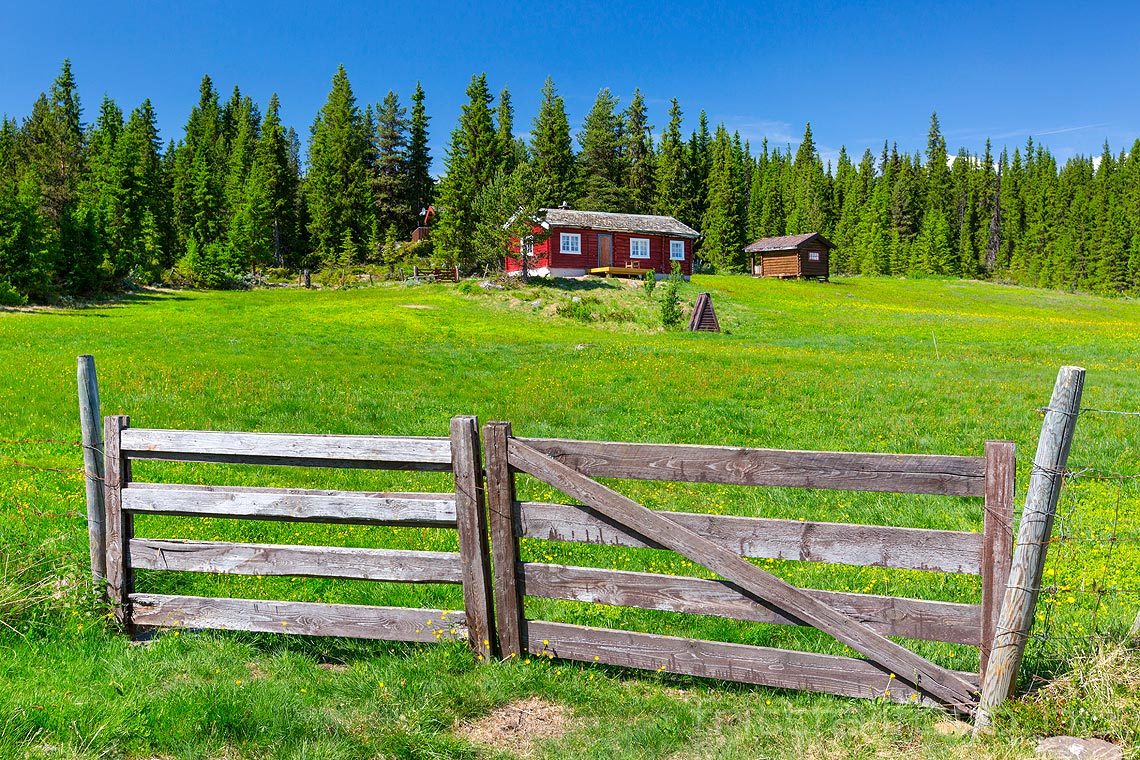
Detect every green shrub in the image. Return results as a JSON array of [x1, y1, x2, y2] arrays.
[[660, 278, 682, 328], [642, 270, 656, 296], [557, 297, 599, 322], [0, 280, 27, 306]]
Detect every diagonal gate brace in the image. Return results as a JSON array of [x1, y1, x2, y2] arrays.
[[507, 438, 979, 713]]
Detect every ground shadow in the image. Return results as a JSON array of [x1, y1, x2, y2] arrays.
[[0, 287, 193, 316], [522, 277, 631, 293]]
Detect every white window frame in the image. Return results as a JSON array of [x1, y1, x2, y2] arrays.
[[630, 237, 651, 259], [520, 235, 534, 258], [669, 239, 685, 261], [807, 250, 820, 262], [560, 232, 582, 255]]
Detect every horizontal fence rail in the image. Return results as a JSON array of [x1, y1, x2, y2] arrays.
[[130, 539, 465, 583], [122, 483, 458, 526], [130, 594, 465, 642], [516, 501, 984, 574], [518, 437, 988, 496], [518, 561, 983, 644], [527, 621, 980, 708], [120, 428, 454, 470]]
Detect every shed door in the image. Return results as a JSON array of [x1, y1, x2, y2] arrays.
[[598, 234, 613, 268]]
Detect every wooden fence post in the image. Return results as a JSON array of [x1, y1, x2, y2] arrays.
[[450, 415, 496, 661], [975, 366, 1085, 731], [103, 415, 134, 631], [77, 355, 106, 584], [484, 421, 524, 659], [980, 440, 1016, 680]]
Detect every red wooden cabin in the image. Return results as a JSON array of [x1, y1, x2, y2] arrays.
[[507, 208, 699, 278]]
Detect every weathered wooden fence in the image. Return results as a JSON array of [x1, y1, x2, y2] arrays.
[[483, 422, 1016, 715], [89, 366, 1086, 721], [101, 415, 495, 660]]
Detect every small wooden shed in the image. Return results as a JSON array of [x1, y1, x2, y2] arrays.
[[745, 232, 834, 281]]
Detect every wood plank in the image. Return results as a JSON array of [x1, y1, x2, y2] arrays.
[[129, 539, 463, 583], [103, 415, 133, 631], [122, 483, 457, 526], [451, 416, 497, 661], [120, 428, 452, 470], [976, 367, 1084, 729], [980, 441, 1016, 679], [519, 562, 982, 645], [485, 422, 524, 658], [526, 621, 979, 708], [508, 438, 978, 713], [518, 438, 986, 496], [517, 501, 983, 575], [77, 355, 106, 583], [130, 594, 466, 643]]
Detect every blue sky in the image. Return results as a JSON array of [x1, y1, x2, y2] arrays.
[[2, 0, 1138, 171]]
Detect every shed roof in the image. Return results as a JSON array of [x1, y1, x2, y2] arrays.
[[542, 208, 700, 239], [744, 232, 835, 253]]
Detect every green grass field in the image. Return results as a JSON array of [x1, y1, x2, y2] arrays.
[[1, 275, 1138, 759]]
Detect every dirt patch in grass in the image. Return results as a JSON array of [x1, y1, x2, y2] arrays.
[[400, 304, 434, 309], [455, 697, 573, 757]]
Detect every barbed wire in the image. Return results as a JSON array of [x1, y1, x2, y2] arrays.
[[1037, 406, 1140, 418]]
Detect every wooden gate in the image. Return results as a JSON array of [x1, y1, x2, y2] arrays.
[[483, 423, 1016, 715], [102, 415, 495, 660]]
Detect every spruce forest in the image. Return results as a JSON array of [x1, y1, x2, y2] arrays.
[[2, 61, 1139, 304]]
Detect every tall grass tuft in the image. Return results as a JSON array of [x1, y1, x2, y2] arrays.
[[0, 552, 55, 635]]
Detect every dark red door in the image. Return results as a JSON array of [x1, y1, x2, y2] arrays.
[[598, 234, 613, 268]]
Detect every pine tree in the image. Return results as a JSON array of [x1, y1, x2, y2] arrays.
[[758, 146, 787, 237], [172, 75, 225, 256], [372, 90, 409, 240], [222, 93, 260, 272], [528, 77, 575, 208], [700, 125, 745, 271], [235, 94, 299, 271], [495, 87, 525, 173], [306, 65, 373, 264], [23, 60, 100, 293], [0, 117, 51, 300], [889, 148, 922, 271], [686, 111, 711, 226], [624, 89, 654, 213], [925, 112, 951, 220], [575, 88, 631, 211], [434, 74, 500, 265], [472, 162, 553, 274], [123, 99, 169, 279], [653, 99, 687, 221], [746, 140, 767, 242], [406, 83, 434, 221], [830, 146, 860, 273], [786, 123, 827, 235], [82, 96, 124, 274]]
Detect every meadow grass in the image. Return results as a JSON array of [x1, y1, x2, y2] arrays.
[[0, 275, 1138, 758]]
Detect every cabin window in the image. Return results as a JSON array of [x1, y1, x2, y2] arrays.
[[630, 238, 650, 259], [560, 232, 582, 254], [808, 250, 820, 262], [521, 236, 534, 258], [669, 240, 685, 260]]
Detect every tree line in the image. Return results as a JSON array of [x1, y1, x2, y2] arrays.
[[1, 61, 1138, 303]]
